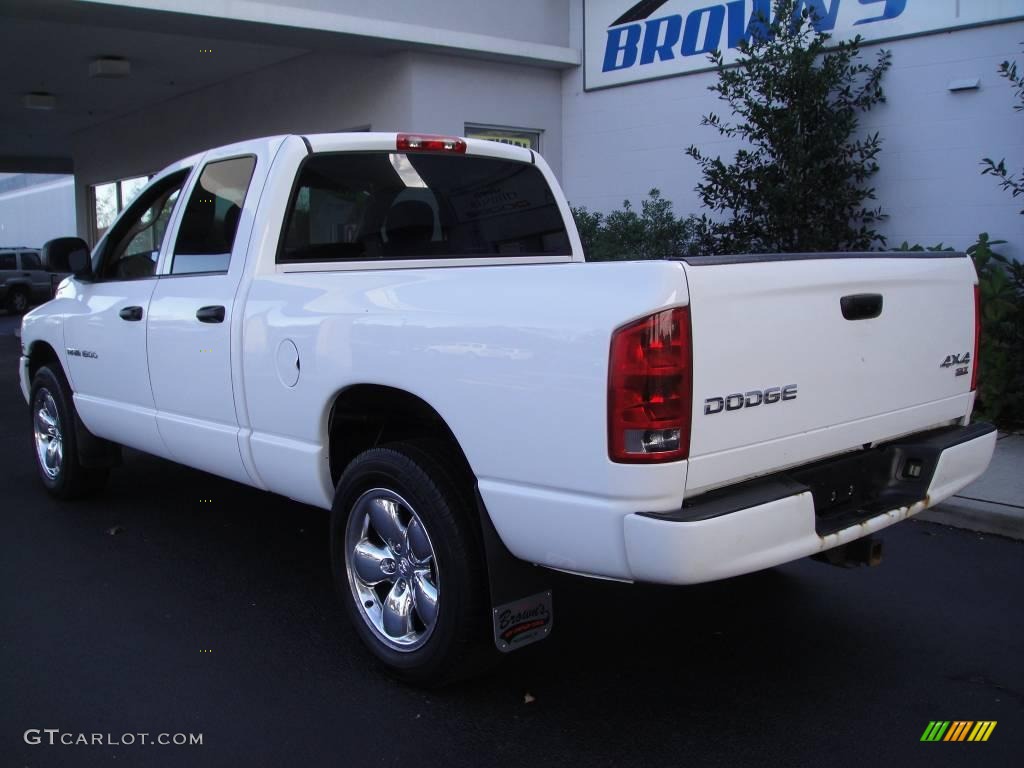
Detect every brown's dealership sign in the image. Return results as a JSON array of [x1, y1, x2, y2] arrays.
[[584, 0, 1024, 90]]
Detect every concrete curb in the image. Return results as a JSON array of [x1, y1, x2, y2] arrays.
[[919, 430, 1024, 541], [918, 501, 1024, 541]]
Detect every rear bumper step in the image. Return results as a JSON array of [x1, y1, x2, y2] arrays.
[[624, 422, 997, 584]]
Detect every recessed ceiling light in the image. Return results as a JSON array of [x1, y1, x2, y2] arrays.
[[90, 57, 131, 78], [23, 92, 56, 110]]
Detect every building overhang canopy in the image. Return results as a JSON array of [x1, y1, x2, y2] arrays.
[[0, 0, 579, 172]]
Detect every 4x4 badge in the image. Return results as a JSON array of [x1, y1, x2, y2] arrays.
[[939, 352, 970, 368]]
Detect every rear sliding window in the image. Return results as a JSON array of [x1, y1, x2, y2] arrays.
[[278, 152, 571, 263]]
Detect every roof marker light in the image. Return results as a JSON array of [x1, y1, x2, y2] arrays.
[[397, 133, 467, 154]]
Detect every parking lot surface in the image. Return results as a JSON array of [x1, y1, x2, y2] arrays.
[[2, 314, 1022, 768]]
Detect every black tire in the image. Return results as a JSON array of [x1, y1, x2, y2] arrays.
[[330, 441, 492, 686], [6, 287, 29, 315], [29, 365, 109, 499]]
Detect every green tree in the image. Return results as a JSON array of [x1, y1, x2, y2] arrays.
[[572, 190, 699, 261], [686, 0, 892, 253], [981, 45, 1024, 214], [571, 205, 604, 259]]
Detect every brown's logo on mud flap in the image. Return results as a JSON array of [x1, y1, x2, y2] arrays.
[[492, 591, 553, 653]]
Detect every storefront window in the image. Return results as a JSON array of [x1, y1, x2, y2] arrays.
[[465, 125, 541, 151], [93, 182, 118, 234], [120, 175, 149, 208], [89, 174, 152, 243]]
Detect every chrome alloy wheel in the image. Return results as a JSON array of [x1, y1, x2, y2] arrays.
[[33, 388, 63, 480], [345, 488, 441, 652]]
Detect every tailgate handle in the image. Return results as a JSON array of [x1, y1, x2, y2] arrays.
[[841, 293, 883, 321]]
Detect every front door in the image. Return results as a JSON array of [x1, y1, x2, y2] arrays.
[[147, 140, 279, 484], [62, 167, 192, 457]]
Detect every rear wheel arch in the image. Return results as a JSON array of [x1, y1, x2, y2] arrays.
[[326, 384, 475, 488]]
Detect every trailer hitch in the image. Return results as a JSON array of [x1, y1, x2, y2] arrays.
[[812, 536, 883, 568]]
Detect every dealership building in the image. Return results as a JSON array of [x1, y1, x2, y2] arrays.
[[1, 0, 1022, 258]]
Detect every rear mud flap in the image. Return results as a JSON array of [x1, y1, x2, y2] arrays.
[[476, 488, 553, 652]]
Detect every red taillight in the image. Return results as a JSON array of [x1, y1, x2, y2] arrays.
[[608, 307, 692, 463], [971, 283, 981, 392], [396, 133, 467, 153]]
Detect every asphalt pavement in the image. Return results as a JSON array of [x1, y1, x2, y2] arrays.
[[1, 312, 1022, 768]]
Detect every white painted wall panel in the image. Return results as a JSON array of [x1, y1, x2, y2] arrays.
[[72, 51, 417, 239], [0, 178, 76, 248], [406, 53, 564, 180], [72, 49, 564, 242], [68, 3, 1024, 260], [269, 0, 571, 47], [563, 2, 1024, 259]]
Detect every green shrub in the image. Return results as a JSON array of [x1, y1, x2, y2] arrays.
[[571, 189, 701, 261], [892, 241, 955, 253], [970, 234, 1024, 428], [686, 0, 892, 254], [896, 234, 1023, 429]]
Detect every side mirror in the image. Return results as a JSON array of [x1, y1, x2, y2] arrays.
[[42, 237, 93, 281]]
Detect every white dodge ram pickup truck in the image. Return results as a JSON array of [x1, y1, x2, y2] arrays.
[[21, 132, 996, 682]]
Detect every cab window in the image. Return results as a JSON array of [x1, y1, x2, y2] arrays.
[[170, 156, 257, 275], [98, 170, 189, 281], [278, 152, 570, 263]]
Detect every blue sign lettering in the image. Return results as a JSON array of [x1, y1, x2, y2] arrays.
[[602, 0, 906, 74], [681, 5, 727, 56], [854, 0, 907, 26], [603, 24, 642, 71], [640, 15, 683, 64], [726, 0, 768, 47]]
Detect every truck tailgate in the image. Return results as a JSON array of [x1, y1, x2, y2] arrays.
[[681, 253, 978, 496]]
